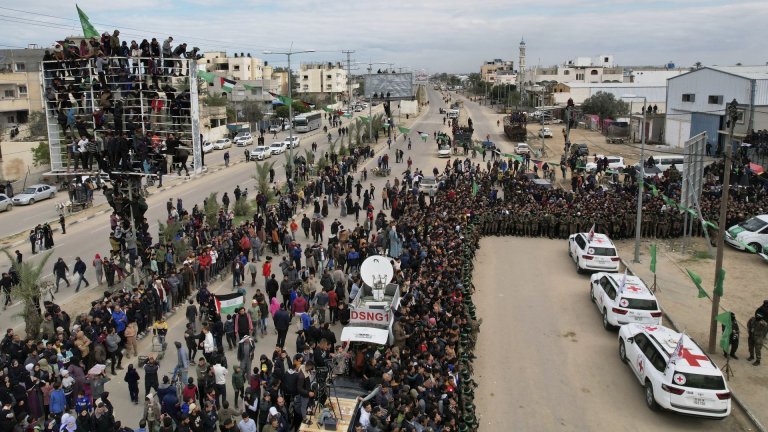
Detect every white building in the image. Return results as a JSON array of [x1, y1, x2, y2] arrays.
[[296, 62, 348, 100], [198, 51, 267, 81], [664, 66, 768, 148], [552, 82, 667, 111], [523, 55, 623, 85]]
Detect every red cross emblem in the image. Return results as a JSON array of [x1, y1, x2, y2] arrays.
[[644, 326, 658, 332], [592, 238, 606, 244], [638, 359, 645, 373], [674, 374, 686, 385], [680, 348, 709, 367], [626, 285, 642, 293]]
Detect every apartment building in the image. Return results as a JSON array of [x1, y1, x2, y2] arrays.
[[0, 47, 46, 128], [296, 62, 348, 99]]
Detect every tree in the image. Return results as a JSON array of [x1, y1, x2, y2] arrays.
[[32, 141, 51, 167], [253, 161, 276, 199], [581, 91, 629, 120], [284, 149, 295, 181], [203, 192, 220, 229], [274, 101, 311, 119], [3, 249, 52, 339], [203, 94, 228, 107], [240, 100, 264, 130], [28, 111, 47, 138]]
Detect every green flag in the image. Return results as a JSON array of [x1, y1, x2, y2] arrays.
[[198, 71, 217, 84], [472, 181, 479, 197], [685, 268, 709, 299], [714, 268, 726, 297], [715, 311, 732, 353], [359, 116, 369, 123], [278, 95, 293, 105], [323, 107, 334, 113], [647, 182, 659, 197], [76, 5, 99, 39], [702, 220, 718, 231], [398, 126, 410, 134], [650, 243, 657, 273]]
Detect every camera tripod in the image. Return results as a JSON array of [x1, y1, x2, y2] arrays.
[[307, 364, 344, 421]]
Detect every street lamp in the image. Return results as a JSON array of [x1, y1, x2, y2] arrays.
[[622, 94, 647, 263], [263, 48, 315, 166]]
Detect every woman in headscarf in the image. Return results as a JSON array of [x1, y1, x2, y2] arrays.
[[269, 296, 280, 318], [92, 254, 104, 286]]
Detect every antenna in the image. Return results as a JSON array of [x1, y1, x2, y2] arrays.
[[360, 255, 394, 301]]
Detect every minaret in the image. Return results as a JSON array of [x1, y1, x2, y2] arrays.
[[518, 38, 526, 85]]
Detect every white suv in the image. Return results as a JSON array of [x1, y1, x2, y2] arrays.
[[568, 232, 621, 273], [618, 324, 731, 419], [590, 272, 662, 330]]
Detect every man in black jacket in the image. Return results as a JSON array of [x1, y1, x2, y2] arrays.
[[53, 257, 70, 293], [295, 359, 316, 429], [274, 305, 291, 348]]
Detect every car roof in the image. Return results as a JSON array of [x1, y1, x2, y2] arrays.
[[270, 142, 284, 146], [627, 324, 721, 374], [28, 184, 49, 188], [597, 273, 656, 300], [580, 232, 616, 248]]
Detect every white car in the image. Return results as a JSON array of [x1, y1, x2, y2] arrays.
[[438, 143, 452, 158], [0, 193, 12, 212], [12, 184, 57, 205], [234, 133, 253, 147], [725, 214, 768, 253], [270, 141, 287, 155], [539, 127, 553, 138], [618, 324, 731, 419], [213, 138, 232, 150], [586, 155, 626, 172], [420, 176, 440, 192], [568, 232, 621, 273], [249, 146, 272, 161], [269, 124, 281, 133], [202, 141, 215, 153], [515, 143, 531, 155], [284, 136, 300, 149], [590, 272, 662, 330]]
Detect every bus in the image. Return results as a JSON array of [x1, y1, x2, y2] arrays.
[[293, 111, 322, 133]]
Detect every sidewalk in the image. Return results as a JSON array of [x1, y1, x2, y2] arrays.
[[616, 237, 767, 431]]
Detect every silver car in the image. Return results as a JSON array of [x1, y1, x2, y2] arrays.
[[0, 193, 12, 212], [12, 184, 57, 205]]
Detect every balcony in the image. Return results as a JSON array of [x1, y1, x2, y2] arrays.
[[0, 97, 30, 111]]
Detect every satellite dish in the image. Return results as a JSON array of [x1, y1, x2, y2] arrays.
[[360, 255, 394, 288]]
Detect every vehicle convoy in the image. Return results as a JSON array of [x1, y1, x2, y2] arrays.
[[618, 324, 732, 419], [504, 111, 528, 142], [299, 256, 401, 432], [590, 272, 662, 330]]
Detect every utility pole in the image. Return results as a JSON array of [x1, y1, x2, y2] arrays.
[[342, 50, 355, 111], [708, 98, 739, 353]]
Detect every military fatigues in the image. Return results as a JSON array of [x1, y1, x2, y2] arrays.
[[540, 214, 550, 238], [560, 215, 571, 239]]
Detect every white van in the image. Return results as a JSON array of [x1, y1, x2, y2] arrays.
[[725, 214, 768, 253], [651, 155, 685, 173], [447, 109, 459, 119]]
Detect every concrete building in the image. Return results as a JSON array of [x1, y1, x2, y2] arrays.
[[480, 59, 513, 83], [664, 65, 768, 149], [552, 82, 667, 112], [198, 51, 267, 81], [522, 55, 623, 85], [0, 47, 46, 128], [296, 62, 348, 100]]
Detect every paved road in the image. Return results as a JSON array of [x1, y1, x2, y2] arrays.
[[473, 236, 749, 431]]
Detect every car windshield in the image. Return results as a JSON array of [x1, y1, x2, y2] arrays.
[[21, 188, 37, 194], [740, 218, 768, 232], [589, 247, 616, 256], [622, 298, 657, 310], [676, 372, 725, 390]]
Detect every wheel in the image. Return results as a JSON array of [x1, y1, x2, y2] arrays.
[[748, 243, 762, 254], [28, 199, 35, 205], [619, 339, 627, 363], [575, 257, 582, 274], [50, 191, 55, 199], [602, 309, 613, 331], [645, 381, 659, 411], [590, 286, 596, 303]]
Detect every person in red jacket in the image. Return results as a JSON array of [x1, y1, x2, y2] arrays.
[[328, 289, 339, 324], [198, 250, 212, 283], [262, 257, 272, 287]]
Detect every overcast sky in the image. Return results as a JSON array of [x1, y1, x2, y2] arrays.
[[0, 0, 765, 74]]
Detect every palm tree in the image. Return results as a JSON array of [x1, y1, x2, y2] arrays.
[[253, 160, 276, 198], [203, 192, 219, 228], [694, 61, 703, 69], [284, 149, 296, 181], [328, 137, 338, 158], [3, 249, 53, 339], [303, 148, 315, 166]]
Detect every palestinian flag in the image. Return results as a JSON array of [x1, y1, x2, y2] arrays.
[[221, 77, 236, 93], [214, 293, 244, 314]]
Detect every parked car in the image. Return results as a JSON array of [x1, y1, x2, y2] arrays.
[[284, 136, 300, 149], [269, 124, 281, 133], [12, 184, 57, 205], [0, 193, 12, 212], [515, 143, 531, 155], [234, 133, 253, 146], [539, 127, 553, 138], [586, 155, 626, 172], [438, 144, 452, 158], [202, 141, 215, 153], [270, 141, 287, 155], [249, 146, 272, 160], [213, 138, 232, 150], [570, 143, 590, 157]]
